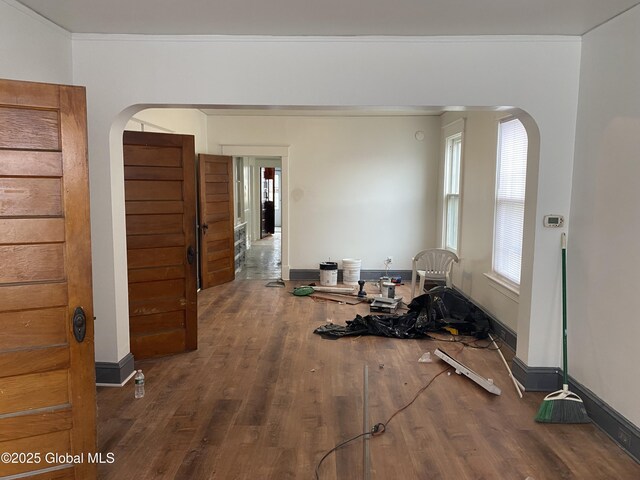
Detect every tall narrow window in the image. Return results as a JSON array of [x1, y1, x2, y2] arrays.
[[493, 118, 528, 286], [443, 133, 462, 252]]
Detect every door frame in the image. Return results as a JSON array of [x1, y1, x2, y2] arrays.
[[221, 145, 290, 280]]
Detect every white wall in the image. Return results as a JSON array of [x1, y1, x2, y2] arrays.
[[570, 5, 640, 426], [70, 34, 581, 368], [125, 108, 208, 154], [439, 111, 521, 332], [207, 114, 440, 272], [0, 0, 72, 84]]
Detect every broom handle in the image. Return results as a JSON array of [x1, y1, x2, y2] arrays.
[[488, 333, 523, 398], [561, 233, 568, 386]]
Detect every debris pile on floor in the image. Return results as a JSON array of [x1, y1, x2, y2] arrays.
[[313, 287, 491, 339]]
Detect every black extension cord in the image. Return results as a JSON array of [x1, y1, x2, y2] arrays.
[[314, 366, 452, 479]]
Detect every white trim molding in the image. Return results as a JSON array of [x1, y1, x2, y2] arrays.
[[484, 271, 520, 302]]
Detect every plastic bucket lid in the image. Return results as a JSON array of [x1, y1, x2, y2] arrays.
[[319, 262, 338, 270], [342, 258, 361, 265]]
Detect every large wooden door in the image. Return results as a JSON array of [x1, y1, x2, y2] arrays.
[[123, 131, 197, 359], [0, 79, 96, 478], [198, 154, 235, 289]]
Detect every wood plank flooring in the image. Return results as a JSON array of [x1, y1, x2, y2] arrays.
[[97, 281, 640, 479]]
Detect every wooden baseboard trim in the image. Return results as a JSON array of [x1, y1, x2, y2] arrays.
[[289, 269, 412, 282], [511, 356, 560, 392], [95, 352, 135, 386]]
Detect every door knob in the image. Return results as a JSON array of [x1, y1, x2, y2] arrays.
[[72, 307, 86, 343], [187, 245, 196, 265]]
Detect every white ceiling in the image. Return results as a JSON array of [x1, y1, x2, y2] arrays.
[[15, 0, 640, 36]]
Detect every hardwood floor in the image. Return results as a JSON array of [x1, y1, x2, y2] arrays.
[[97, 281, 640, 479]]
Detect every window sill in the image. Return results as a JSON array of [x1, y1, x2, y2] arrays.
[[483, 272, 520, 302]]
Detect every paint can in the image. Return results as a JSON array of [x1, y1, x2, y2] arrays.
[[319, 262, 338, 286], [342, 258, 361, 285], [382, 282, 395, 299]]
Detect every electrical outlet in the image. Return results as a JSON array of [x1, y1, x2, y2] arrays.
[[385, 256, 393, 264], [617, 428, 631, 448]]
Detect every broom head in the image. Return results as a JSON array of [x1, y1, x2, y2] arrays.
[[534, 384, 590, 423]]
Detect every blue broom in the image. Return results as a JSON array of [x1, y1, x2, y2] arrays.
[[535, 233, 590, 423]]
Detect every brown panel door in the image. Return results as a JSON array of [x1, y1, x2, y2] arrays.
[[198, 154, 235, 289], [123, 131, 197, 359], [0, 79, 96, 479]]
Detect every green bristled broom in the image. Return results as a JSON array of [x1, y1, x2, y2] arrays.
[[535, 233, 590, 424]]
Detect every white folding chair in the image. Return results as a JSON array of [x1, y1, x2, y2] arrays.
[[410, 248, 459, 299]]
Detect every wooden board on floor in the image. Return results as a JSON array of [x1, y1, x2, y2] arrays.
[[309, 292, 364, 305]]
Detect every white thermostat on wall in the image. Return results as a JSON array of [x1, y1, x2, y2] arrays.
[[543, 215, 564, 228]]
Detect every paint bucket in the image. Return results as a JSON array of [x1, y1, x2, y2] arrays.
[[342, 258, 362, 285], [382, 282, 395, 299], [319, 262, 338, 286]]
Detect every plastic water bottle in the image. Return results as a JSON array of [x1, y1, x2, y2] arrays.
[[134, 369, 145, 399]]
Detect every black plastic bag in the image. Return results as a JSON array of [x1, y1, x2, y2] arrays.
[[313, 288, 491, 339], [427, 286, 491, 338], [314, 293, 440, 339]]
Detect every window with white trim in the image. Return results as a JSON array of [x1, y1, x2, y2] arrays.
[[443, 133, 462, 252], [493, 118, 528, 286]]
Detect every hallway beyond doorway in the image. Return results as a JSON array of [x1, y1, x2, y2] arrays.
[[236, 227, 281, 280]]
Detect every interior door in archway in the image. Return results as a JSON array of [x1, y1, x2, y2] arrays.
[[123, 131, 197, 359], [198, 154, 235, 289]]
